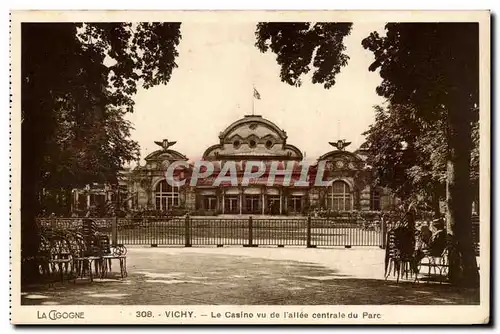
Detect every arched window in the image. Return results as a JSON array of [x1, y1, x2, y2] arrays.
[[155, 180, 180, 211], [327, 181, 352, 211]]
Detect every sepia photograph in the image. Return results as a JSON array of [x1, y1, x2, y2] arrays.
[[10, 10, 490, 324]]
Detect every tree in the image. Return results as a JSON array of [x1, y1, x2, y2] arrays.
[[362, 103, 447, 215], [40, 104, 140, 215], [362, 23, 479, 286], [21, 22, 182, 282], [256, 22, 480, 286], [255, 23, 352, 88]]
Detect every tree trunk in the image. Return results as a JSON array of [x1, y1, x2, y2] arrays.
[[446, 106, 479, 287], [432, 187, 441, 217], [21, 162, 42, 284]]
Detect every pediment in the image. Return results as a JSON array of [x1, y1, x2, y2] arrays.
[[144, 149, 187, 162]]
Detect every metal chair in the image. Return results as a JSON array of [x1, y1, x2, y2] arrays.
[[99, 235, 128, 279], [416, 248, 449, 284], [384, 228, 417, 283]]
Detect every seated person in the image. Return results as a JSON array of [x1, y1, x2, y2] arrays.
[[414, 218, 447, 264], [427, 219, 447, 256], [416, 222, 432, 248]]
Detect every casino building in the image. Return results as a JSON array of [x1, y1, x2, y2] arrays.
[[114, 115, 398, 215]]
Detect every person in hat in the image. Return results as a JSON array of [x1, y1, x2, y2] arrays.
[[413, 217, 447, 267], [421, 222, 433, 244], [415, 221, 432, 250], [427, 218, 447, 256]]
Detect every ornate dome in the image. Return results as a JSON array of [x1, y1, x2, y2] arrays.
[[317, 141, 366, 172], [203, 115, 302, 160]]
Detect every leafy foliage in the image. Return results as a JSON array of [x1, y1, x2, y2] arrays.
[[256, 21, 480, 286], [361, 23, 479, 207], [22, 22, 182, 208], [362, 23, 480, 286], [363, 104, 422, 201], [21, 23, 182, 280], [362, 103, 461, 209], [255, 22, 352, 88], [362, 23, 478, 116]]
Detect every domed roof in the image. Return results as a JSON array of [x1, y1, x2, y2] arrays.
[[144, 149, 187, 162], [203, 115, 302, 160], [316, 141, 367, 172], [218, 115, 288, 141]]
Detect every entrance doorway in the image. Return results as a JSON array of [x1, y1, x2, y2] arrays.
[[224, 196, 239, 214], [289, 196, 302, 213], [203, 196, 217, 211], [267, 196, 281, 214], [245, 195, 260, 213]]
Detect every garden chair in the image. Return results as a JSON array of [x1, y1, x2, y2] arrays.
[[384, 227, 417, 283], [72, 234, 103, 282], [72, 220, 107, 282], [416, 248, 449, 284], [98, 235, 128, 279], [39, 228, 74, 283]]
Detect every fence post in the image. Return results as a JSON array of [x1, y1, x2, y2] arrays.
[[50, 217, 57, 229], [112, 216, 118, 246], [380, 218, 387, 249], [248, 216, 253, 247], [150, 217, 158, 247], [184, 214, 192, 247], [306, 215, 314, 248]]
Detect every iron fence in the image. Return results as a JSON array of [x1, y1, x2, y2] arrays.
[[37, 215, 480, 249], [311, 218, 382, 247]]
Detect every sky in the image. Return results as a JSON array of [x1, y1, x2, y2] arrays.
[[127, 22, 386, 166]]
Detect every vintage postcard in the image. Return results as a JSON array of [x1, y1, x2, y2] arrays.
[[10, 10, 490, 324]]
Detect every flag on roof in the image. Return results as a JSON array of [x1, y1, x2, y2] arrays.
[[253, 87, 261, 100]]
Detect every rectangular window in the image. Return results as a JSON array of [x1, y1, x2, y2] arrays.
[[224, 196, 238, 213], [166, 195, 180, 208], [327, 195, 352, 211], [333, 197, 342, 211], [267, 196, 280, 214], [95, 194, 106, 206], [78, 196, 86, 210], [245, 195, 260, 213], [204, 196, 217, 210], [290, 196, 302, 212], [344, 197, 352, 211]]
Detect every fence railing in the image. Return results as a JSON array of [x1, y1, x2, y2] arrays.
[[37, 216, 480, 250]]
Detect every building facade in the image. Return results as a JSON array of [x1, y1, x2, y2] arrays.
[[120, 115, 398, 215]]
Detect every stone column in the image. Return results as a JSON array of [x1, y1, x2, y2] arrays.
[[222, 189, 225, 214], [284, 189, 288, 214], [279, 188, 283, 215], [75, 191, 79, 211], [331, 185, 334, 210], [239, 188, 243, 214], [262, 189, 265, 215], [360, 186, 371, 211]]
